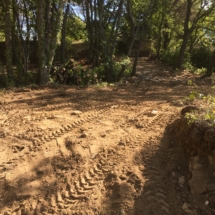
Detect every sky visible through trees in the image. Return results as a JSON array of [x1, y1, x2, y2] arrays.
[[0, 0, 215, 86]]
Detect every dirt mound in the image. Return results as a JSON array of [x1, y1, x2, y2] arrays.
[[174, 109, 215, 168], [173, 113, 215, 214]]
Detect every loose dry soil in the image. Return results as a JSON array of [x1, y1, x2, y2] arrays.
[[0, 58, 215, 215]]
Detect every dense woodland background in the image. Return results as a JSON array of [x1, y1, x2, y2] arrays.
[[0, 0, 215, 87]]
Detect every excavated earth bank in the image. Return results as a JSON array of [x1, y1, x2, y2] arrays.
[[173, 113, 215, 214]]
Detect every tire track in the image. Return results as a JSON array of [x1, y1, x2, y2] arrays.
[[0, 101, 178, 215]]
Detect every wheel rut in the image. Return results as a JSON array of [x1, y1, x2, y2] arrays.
[[0, 80, 204, 215]]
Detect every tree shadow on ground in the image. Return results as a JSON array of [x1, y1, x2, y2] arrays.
[[0, 151, 84, 214], [99, 117, 196, 215], [2, 77, 199, 114]]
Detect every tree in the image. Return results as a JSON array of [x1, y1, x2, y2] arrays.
[[36, 0, 67, 84], [2, 0, 13, 80], [82, 0, 125, 82], [177, 0, 215, 69], [130, 0, 157, 76]]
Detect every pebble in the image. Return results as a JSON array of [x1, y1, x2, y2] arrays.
[[79, 133, 87, 138], [178, 176, 185, 186], [71, 110, 82, 115], [151, 110, 158, 115], [205, 200, 209, 205], [171, 171, 176, 178]]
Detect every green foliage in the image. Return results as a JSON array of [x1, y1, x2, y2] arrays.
[[0, 32, 4, 42], [185, 92, 215, 125], [185, 112, 197, 125], [187, 80, 193, 86], [1, 76, 15, 88], [161, 48, 194, 70], [95, 82, 109, 88], [180, 52, 192, 70], [191, 46, 212, 68], [161, 50, 177, 66], [113, 56, 132, 78], [66, 17, 86, 42], [193, 67, 207, 75], [49, 56, 131, 86]]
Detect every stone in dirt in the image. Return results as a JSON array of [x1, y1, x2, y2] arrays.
[[178, 176, 185, 186], [79, 133, 87, 138], [150, 110, 158, 116], [182, 202, 198, 215], [189, 156, 208, 194], [71, 110, 82, 115]]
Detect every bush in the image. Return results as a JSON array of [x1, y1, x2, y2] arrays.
[[191, 46, 212, 68], [161, 49, 179, 67], [161, 49, 192, 69], [185, 92, 215, 125]]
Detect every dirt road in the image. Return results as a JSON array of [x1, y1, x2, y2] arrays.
[[0, 58, 215, 215]]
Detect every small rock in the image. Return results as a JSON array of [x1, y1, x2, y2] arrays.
[[58, 202, 64, 209], [178, 176, 185, 186], [182, 202, 198, 215], [205, 200, 209, 205], [119, 175, 126, 180], [136, 123, 144, 128], [151, 110, 158, 115], [111, 105, 119, 109], [171, 171, 176, 178], [79, 128, 85, 132], [79, 133, 87, 138], [118, 141, 126, 146], [117, 209, 126, 215], [91, 153, 97, 159], [71, 110, 82, 115], [182, 202, 189, 211]]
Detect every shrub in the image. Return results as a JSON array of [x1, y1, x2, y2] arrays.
[[191, 46, 212, 68], [161, 49, 192, 69], [185, 92, 215, 125]]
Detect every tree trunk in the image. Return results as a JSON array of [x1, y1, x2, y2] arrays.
[[11, 0, 23, 77], [156, 12, 165, 57], [131, 37, 142, 77], [13, 0, 30, 77], [109, 0, 124, 57], [117, 1, 141, 81], [37, 0, 66, 85], [20, 0, 30, 76], [177, 0, 192, 69], [93, 0, 99, 65], [105, 0, 124, 82], [131, 0, 155, 77], [85, 0, 93, 60], [204, 51, 215, 77], [162, 22, 170, 51], [98, 0, 107, 64], [3, 0, 13, 80], [37, 0, 47, 84], [61, 1, 70, 63], [126, 0, 137, 56], [46, 0, 65, 76]]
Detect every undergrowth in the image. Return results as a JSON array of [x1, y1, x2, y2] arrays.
[[185, 91, 215, 125]]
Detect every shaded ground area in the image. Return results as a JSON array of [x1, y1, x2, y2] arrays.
[[0, 58, 214, 215]]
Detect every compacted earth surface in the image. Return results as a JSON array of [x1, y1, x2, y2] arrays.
[[0, 58, 215, 215]]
